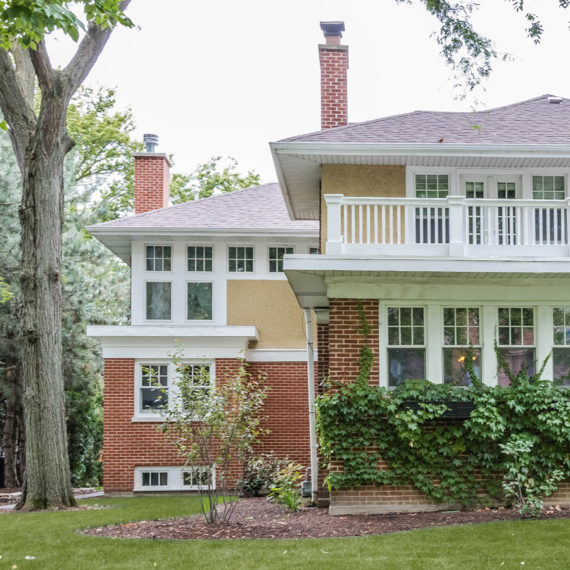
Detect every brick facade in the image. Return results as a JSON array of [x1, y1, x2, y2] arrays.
[[102, 358, 312, 492], [133, 154, 170, 214], [319, 44, 348, 130]]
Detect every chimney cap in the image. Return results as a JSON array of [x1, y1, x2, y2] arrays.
[[320, 21, 345, 41], [143, 133, 159, 153]]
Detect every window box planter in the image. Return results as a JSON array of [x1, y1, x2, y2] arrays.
[[401, 400, 475, 419]]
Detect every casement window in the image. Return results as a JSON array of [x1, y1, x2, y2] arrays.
[[146, 245, 171, 272], [269, 247, 294, 272], [187, 246, 213, 272], [228, 246, 254, 272], [187, 282, 212, 320], [140, 364, 169, 412], [134, 466, 214, 491], [552, 307, 570, 386], [532, 176, 565, 200], [387, 307, 425, 386], [497, 307, 535, 385], [145, 282, 171, 320], [443, 308, 481, 386]]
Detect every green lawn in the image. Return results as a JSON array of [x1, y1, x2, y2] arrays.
[[0, 496, 568, 569]]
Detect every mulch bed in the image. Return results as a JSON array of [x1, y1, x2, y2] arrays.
[[81, 497, 570, 540]]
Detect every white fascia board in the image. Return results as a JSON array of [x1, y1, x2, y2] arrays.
[[87, 324, 258, 340], [270, 143, 296, 220], [271, 142, 570, 161], [87, 226, 318, 238], [283, 254, 570, 275]]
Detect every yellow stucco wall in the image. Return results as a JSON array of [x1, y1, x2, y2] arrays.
[[226, 280, 307, 349], [320, 165, 406, 251]]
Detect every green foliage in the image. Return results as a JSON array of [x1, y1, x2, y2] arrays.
[[239, 453, 284, 497], [318, 340, 570, 513], [0, 0, 133, 50], [160, 358, 268, 524], [268, 461, 305, 512], [170, 156, 261, 204]]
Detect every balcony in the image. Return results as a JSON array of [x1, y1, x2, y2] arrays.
[[325, 194, 570, 257]]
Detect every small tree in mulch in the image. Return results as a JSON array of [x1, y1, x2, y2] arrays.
[[159, 358, 268, 524]]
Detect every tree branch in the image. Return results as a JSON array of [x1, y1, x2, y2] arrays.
[[28, 40, 54, 94], [63, 0, 132, 99], [10, 44, 36, 109]]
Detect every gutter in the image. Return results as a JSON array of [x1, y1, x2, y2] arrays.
[[304, 308, 319, 504]]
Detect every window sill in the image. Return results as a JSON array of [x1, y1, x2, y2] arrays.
[[131, 416, 164, 423]]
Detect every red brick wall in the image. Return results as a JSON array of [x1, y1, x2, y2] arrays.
[[328, 298, 379, 386], [103, 358, 313, 492], [319, 44, 348, 129], [134, 154, 170, 214], [317, 323, 330, 392]]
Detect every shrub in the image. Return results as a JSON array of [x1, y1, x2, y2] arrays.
[[268, 461, 305, 512], [240, 453, 283, 497]]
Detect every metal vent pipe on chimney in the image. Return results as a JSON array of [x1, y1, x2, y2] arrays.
[[143, 133, 159, 153]]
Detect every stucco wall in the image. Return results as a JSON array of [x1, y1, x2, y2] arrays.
[[226, 280, 306, 349], [320, 165, 406, 251]]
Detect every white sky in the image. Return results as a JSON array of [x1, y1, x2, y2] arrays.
[[46, 0, 570, 181]]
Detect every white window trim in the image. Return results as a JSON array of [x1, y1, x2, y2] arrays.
[[143, 279, 173, 323], [133, 359, 215, 421], [185, 280, 214, 323], [379, 301, 559, 388], [134, 466, 216, 491], [186, 244, 215, 273], [144, 243, 173, 273]]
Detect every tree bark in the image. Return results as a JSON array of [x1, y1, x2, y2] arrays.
[[1, 358, 22, 488]]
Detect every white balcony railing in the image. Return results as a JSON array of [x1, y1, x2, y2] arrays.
[[325, 194, 570, 257]]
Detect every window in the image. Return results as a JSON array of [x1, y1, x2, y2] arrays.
[[415, 174, 449, 198], [497, 307, 535, 385], [228, 246, 253, 272], [497, 182, 516, 199], [146, 245, 171, 272], [443, 308, 481, 386], [141, 470, 169, 488], [145, 282, 171, 320], [140, 364, 168, 412], [269, 247, 294, 272], [552, 308, 570, 386], [465, 181, 484, 198], [532, 176, 565, 200], [387, 307, 425, 386], [182, 466, 212, 489], [187, 282, 212, 320], [187, 246, 213, 272], [179, 364, 211, 407], [309, 247, 319, 254]]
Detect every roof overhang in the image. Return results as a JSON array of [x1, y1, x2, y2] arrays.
[[87, 226, 319, 264], [270, 142, 570, 220], [284, 254, 570, 309]]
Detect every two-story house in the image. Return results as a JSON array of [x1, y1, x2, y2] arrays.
[[89, 21, 569, 511]]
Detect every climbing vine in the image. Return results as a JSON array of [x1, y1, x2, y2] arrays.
[[317, 308, 570, 510]]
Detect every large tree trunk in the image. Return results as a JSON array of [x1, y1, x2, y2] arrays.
[[16, 118, 76, 509]]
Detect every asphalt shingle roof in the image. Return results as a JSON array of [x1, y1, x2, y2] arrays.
[[280, 95, 570, 145], [89, 183, 319, 232]]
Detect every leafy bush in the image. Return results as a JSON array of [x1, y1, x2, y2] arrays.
[[240, 453, 284, 497], [268, 461, 305, 512]]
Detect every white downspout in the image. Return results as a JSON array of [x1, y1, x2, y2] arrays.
[[304, 308, 319, 504]]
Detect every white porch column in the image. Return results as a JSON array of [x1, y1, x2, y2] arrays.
[[324, 194, 344, 255]]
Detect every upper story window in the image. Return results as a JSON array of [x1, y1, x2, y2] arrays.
[[532, 176, 565, 200], [146, 245, 171, 272], [465, 181, 484, 198], [140, 364, 169, 412], [187, 282, 212, 320], [387, 307, 425, 386], [228, 246, 254, 273], [145, 282, 171, 320], [497, 182, 516, 199], [269, 247, 294, 272], [415, 174, 449, 198], [187, 246, 213, 272], [309, 247, 319, 254]]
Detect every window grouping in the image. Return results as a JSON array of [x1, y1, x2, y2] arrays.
[[187, 282, 212, 320], [269, 247, 294, 272], [140, 364, 168, 412], [146, 245, 171, 272], [443, 308, 481, 386], [228, 246, 254, 272], [415, 174, 449, 198], [387, 307, 425, 386], [187, 246, 213, 272], [552, 307, 570, 386], [532, 176, 565, 200]]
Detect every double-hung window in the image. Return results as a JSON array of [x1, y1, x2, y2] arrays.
[[228, 246, 254, 272], [269, 247, 294, 272], [140, 364, 169, 412], [387, 307, 425, 386], [497, 307, 535, 385], [532, 176, 567, 245], [443, 307, 481, 386], [552, 307, 570, 386]]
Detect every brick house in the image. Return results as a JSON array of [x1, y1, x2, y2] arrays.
[[89, 21, 570, 510]]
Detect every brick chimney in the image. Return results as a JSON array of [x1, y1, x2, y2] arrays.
[[133, 134, 171, 214], [319, 21, 348, 130]]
